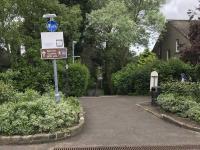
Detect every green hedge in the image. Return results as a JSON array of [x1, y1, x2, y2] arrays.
[[0, 65, 53, 94], [0, 89, 80, 136], [112, 58, 194, 95], [161, 82, 200, 101], [62, 63, 90, 97], [157, 82, 200, 122]]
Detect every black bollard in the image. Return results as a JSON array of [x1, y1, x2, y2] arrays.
[[151, 86, 161, 106]]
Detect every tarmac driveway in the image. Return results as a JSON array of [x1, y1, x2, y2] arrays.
[[1, 96, 200, 150]]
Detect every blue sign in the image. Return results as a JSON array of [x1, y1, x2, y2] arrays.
[[47, 20, 58, 32]]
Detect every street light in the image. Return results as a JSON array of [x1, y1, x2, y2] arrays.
[[72, 41, 77, 64]]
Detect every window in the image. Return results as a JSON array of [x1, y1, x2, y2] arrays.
[[176, 39, 180, 53]]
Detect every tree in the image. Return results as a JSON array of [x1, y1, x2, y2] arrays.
[[137, 49, 157, 66], [181, 21, 200, 65], [85, 0, 165, 94], [181, 2, 200, 65], [0, 0, 83, 93], [0, 0, 82, 68]]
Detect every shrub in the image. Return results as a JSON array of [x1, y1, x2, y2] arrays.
[[0, 93, 80, 135], [112, 64, 137, 95], [14, 65, 53, 93], [0, 81, 16, 104], [0, 69, 19, 85], [187, 105, 200, 123], [157, 94, 197, 116], [161, 82, 200, 102], [62, 63, 90, 97], [112, 58, 194, 95]]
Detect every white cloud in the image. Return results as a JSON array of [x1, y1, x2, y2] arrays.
[[161, 0, 199, 20]]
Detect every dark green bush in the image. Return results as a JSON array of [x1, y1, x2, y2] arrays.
[[0, 65, 53, 94], [112, 64, 136, 95], [112, 58, 194, 95], [0, 81, 16, 104], [62, 63, 90, 97], [0, 91, 80, 135], [161, 82, 200, 102]]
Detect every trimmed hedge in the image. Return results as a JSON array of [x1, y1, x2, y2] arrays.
[[62, 63, 90, 97]]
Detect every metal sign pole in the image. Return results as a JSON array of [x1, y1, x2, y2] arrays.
[[53, 59, 60, 103], [42, 14, 63, 103], [49, 16, 60, 103]]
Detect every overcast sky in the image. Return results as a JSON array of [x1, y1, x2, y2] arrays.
[[161, 0, 199, 20], [135, 0, 199, 54]]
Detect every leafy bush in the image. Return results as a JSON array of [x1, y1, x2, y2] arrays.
[[157, 81, 200, 121], [112, 58, 194, 95], [187, 105, 200, 123], [157, 94, 197, 116], [161, 82, 200, 102], [14, 65, 53, 93], [112, 63, 136, 95], [0, 81, 16, 104], [0, 92, 80, 135], [0, 69, 19, 85], [62, 63, 90, 97]]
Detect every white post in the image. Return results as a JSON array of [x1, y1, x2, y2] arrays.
[[72, 41, 77, 64], [150, 71, 158, 91]]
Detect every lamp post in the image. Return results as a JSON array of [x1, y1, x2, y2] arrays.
[[42, 13, 60, 103], [72, 41, 77, 64]]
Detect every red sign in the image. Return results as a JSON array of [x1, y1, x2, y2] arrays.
[[41, 48, 67, 59]]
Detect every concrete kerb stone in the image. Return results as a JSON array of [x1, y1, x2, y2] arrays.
[[137, 102, 200, 133], [0, 107, 85, 145]]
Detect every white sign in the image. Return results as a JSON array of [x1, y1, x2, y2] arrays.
[[150, 71, 158, 91], [41, 32, 64, 49]]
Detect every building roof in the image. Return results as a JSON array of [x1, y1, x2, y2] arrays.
[[167, 20, 190, 40]]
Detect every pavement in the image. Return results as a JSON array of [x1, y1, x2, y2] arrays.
[[1, 96, 200, 150]]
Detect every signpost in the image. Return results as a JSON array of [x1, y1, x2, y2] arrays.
[[41, 48, 67, 59], [41, 14, 65, 103]]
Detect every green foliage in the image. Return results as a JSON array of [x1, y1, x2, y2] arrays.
[[62, 63, 90, 97], [112, 58, 194, 95], [112, 63, 136, 95], [84, 0, 165, 94], [157, 94, 197, 116], [0, 81, 16, 104], [137, 49, 157, 66], [0, 69, 19, 85], [0, 48, 54, 93], [187, 105, 200, 123], [157, 82, 200, 122], [0, 90, 80, 136], [161, 82, 200, 102]]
